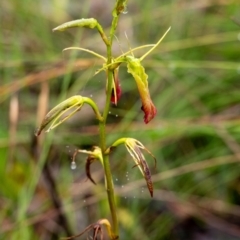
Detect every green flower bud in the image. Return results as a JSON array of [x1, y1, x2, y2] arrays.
[[53, 18, 98, 31]]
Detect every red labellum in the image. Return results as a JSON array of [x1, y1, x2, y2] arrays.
[[141, 99, 157, 124], [111, 68, 122, 105]]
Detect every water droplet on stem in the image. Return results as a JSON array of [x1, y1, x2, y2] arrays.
[[122, 6, 128, 14], [71, 161, 77, 170]]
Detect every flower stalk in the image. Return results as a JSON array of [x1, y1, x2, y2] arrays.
[[96, 70, 118, 239], [35, 0, 170, 238]]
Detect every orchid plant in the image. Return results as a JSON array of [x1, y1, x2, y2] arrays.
[[36, 1, 170, 239]]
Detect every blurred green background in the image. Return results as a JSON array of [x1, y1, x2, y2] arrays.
[[1, 0, 240, 239]]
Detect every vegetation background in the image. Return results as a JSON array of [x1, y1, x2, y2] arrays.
[[1, 0, 240, 239]]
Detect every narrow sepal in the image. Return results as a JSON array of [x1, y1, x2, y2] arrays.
[[85, 156, 96, 185]]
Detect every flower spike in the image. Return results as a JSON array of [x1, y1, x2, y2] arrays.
[[107, 138, 156, 197]]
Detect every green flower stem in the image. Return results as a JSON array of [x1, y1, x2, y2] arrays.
[[109, 16, 119, 47], [97, 6, 122, 239], [83, 97, 103, 121], [102, 154, 119, 238], [99, 67, 119, 240], [96, 23, 110, 46], [110, 138, 127, 147]]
